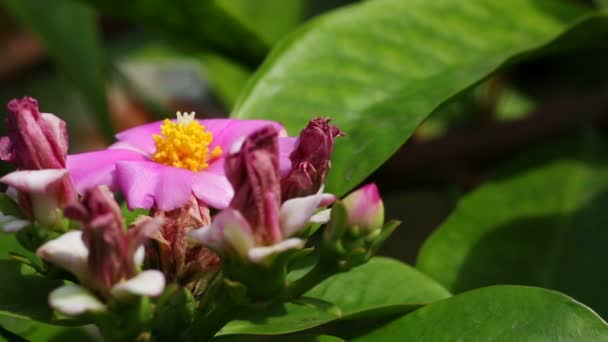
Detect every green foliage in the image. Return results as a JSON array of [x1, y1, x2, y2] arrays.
[[0, 260, 61, 323], [353, 286, 608, 341], [232, 0, 590, 196], [215, 334, 344, 342], [218, 257, 450, 336], [216, 0, 306, 44], [3, 0, 113, 141], [78, 0, 269, 69], [417, 131, 608, 317]]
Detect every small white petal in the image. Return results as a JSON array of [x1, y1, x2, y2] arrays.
[[49, 285, 105, 316], [133, 246, 145, 267], [36, 231, 89, 282], [280, 193, 336, 237], [310, 209, 332, 224], [189, 209, 254, 259], [248, 238, 305, 264], [110, 270, 165, 300], [229, 136, 246, 154], [0, 169, 68, 193], [5, 187, 18, 201], [1, 217, 30, 233]]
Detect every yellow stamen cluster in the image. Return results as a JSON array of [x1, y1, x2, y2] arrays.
[[153, 112, 222, 172]]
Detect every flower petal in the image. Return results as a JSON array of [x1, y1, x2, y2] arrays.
[[278, 137, 298, 176], [110, 270, 165, 300], [205, 119, 286, 153], [67, 149, 147, 194], [115, 160, 233, 211], [133, 246, 145, 267], [191, 171, 234, 210], [0, 169, 68, 193], [189, 208, 254, 259], [0, 213, 29, 233], [36, 231, 89, 282], [280, 193, 336, 237], [248, 238, 305, 264], [49, 284, 105, 316], [310, 208, 332, 224]]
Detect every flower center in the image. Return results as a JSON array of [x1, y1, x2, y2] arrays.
[[152, 112, 222, 171]]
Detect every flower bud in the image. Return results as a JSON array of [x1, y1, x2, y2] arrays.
[[281, 118, 343, 200], [342, 183, 384, 234], [0, 97, 68, 170], [225, 126, 283, 245], [64, 187, 160, 295]]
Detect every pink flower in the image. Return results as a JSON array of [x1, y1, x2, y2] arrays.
[[66, 113, 297, 211], [189, 127, 335, 264], [342, 183, 384, 233]]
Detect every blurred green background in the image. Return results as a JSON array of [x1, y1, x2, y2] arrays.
[[1, 0, 608, 339]]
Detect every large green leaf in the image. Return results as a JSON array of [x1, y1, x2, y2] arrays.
[[3, 0, 113, 141], [219, 257, 450, 336], [354, 286, 608, 341], [417, 132, 608, 317], [231, 0, 596, 196]]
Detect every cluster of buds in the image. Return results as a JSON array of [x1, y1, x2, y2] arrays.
[[0, 97, 398, 340]]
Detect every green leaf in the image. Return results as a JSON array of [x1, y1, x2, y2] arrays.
[[3, 0, 113, 141], [79, 0, 269, 69], [219, 257, 450, 336], [354, 286, 608, 341], [0, 317, 91, 342], [232, 0, 594, 196], [216, 0, 305, 44], [0, 260, 62, 323], [417, 131, 608, 317], [216, 334, 344, 342]]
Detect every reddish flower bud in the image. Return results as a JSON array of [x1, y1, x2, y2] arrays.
[[0, 97, 68, 170], [342, 183, 384, 233], [64, 187, 160, 295], [281, 118, 343, 200], [225, 126, 283, 244], [147, 196, 220, 293]]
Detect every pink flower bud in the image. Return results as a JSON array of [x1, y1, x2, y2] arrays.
[[342, 183, 384, 233], [281, 118, 343, 200], [225, 126, 283, 244], [64, 187, 160, 295], [0, 169, 75, 226], [0, 97, 68, 170]]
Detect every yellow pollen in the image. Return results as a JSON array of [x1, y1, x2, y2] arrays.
[[152, 112, 222, 172]]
